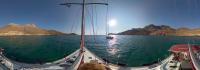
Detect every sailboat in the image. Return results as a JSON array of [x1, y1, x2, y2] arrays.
[[60, 0, 110, 70], [106, 35, 114, 39], [105, 9, 114, 40], [60, 0, 179, 69], [106, 20, 114, 39], [106, 33, 114, 39]]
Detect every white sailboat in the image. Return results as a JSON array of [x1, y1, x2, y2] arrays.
[[60, 0, 180, 70], [106, 17, 114, 40], [60, 0, 110, 70], [106, 23, 114, 39]]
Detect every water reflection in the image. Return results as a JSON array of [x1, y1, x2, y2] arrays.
[[107, 35, 119, 55]]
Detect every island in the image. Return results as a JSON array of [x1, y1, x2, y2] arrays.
[[117, 24, 200, 36], [0, 23, 76, 36]]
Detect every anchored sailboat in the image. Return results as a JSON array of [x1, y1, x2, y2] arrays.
[[106, 12, 114, 40]]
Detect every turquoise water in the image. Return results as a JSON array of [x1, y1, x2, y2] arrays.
[[0, 35, 200, 66]]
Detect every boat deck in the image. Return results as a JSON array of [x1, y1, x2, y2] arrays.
[[0, 49, 80, 70], [71, 47, 180, 70]]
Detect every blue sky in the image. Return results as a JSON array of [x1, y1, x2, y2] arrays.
[[0, 0, 200, 35]]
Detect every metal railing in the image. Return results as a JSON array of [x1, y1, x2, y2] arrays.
[[189, 44, 200, 70], [0, 54, 14, 70], [68, 52, 83, 70]]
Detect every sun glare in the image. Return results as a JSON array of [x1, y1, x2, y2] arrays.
[[108, 19, 117, 27]]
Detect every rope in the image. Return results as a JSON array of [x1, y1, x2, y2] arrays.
[[186, 0, 199, 69], [85, 4, 98, 60], [70, 7, 82, 33], [94, 5, 99, 35], [106, 0, 109, 64], [85, 0, 110, 62]]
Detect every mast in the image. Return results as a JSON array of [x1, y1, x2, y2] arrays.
[[80, 0, 86, 53], [106, 4, 109, 36], [105, 13, 108, 35], [60, 0, 108, 53]]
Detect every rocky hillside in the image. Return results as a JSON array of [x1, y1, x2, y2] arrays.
[[0, 23, 69, 36], [118, 24, 200, 36], [175, 28, 200, 36]]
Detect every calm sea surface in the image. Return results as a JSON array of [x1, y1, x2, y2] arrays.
[[0, 35, 200, 66]]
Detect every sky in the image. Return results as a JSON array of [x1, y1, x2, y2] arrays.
[[0, 0, 200, 35]]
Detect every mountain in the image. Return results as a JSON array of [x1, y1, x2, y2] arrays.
[[0, 23, 72, 36], [175, 28, 200, 36], [118, 24, 200, 36], [118, 24, 175, 35]]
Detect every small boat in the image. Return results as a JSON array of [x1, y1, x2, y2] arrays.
[[106, 35, 114, 39]]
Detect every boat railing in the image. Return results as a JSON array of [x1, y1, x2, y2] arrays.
[[159, 55, 174, 70], [108, 54, 173, 69], [83, 47, 106, 63], [68, 52, 83, 70], [148, 55, 177, 70], [0, 54, 14, 70], [189, 44, 200, 70], [53, 48, 80, 63]]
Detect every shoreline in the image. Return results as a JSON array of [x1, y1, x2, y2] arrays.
[[0, 34, 75, 36]]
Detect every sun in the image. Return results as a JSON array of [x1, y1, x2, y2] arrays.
[[108, 19, 117, 27]]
